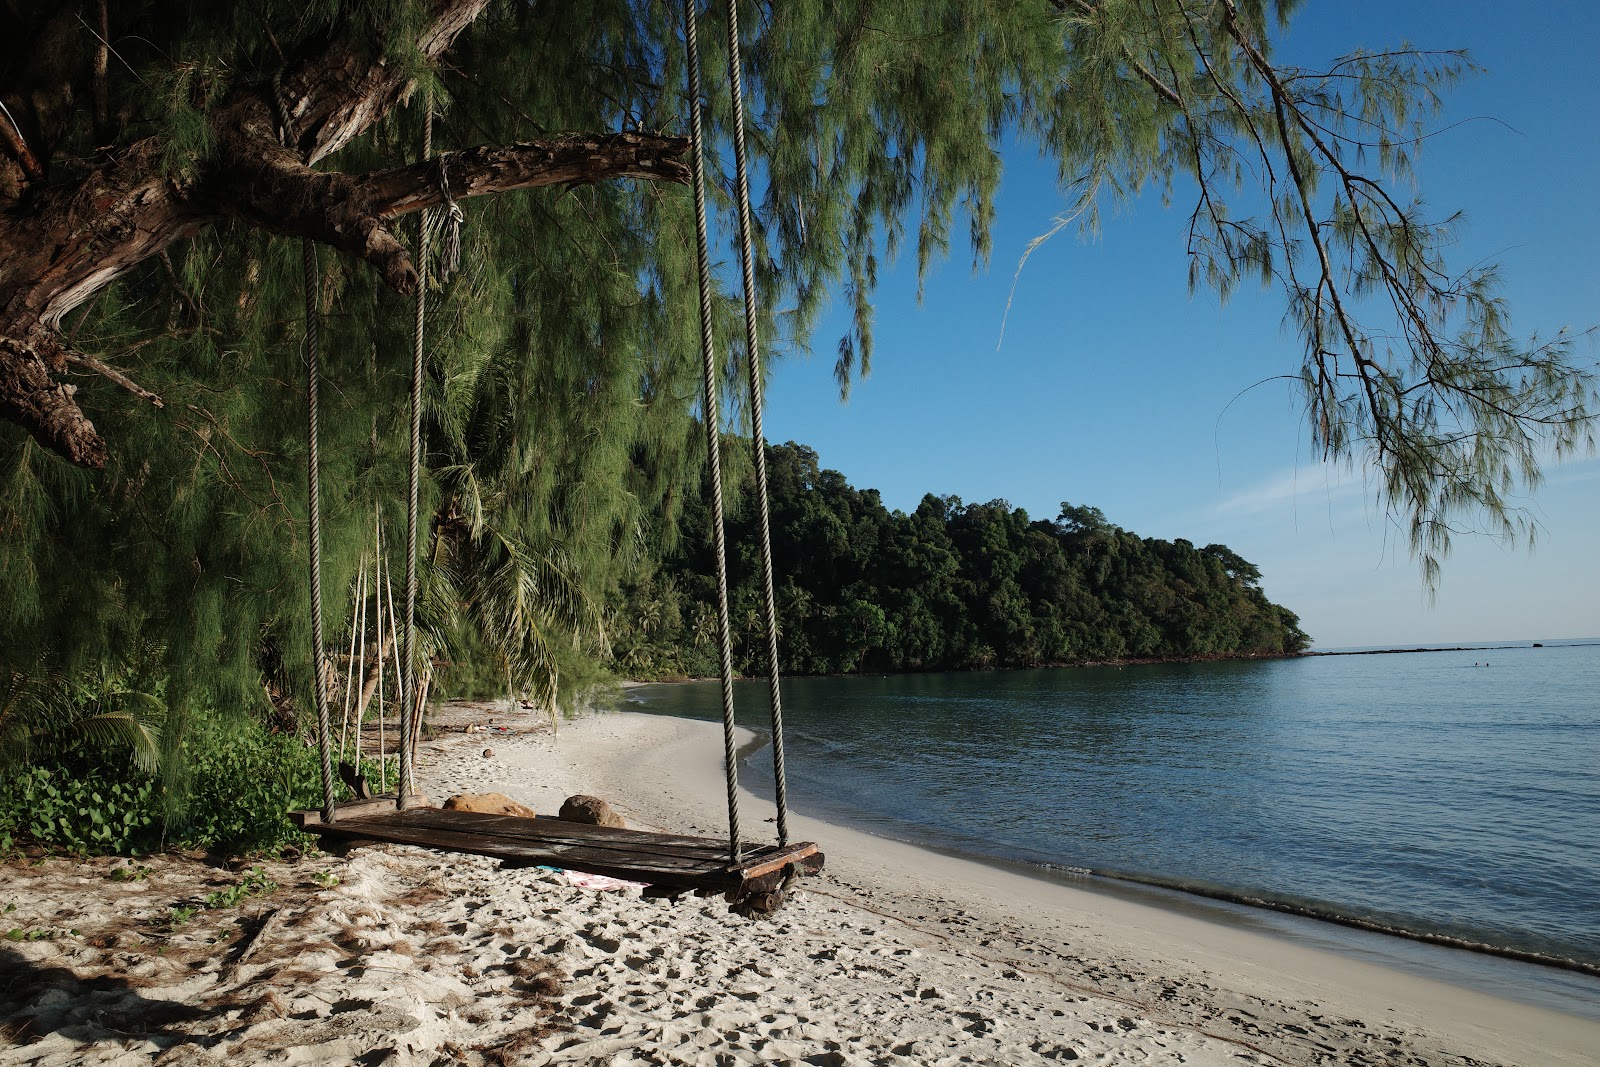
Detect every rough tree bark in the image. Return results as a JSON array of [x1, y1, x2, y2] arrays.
[[0, 0, 688, 469]]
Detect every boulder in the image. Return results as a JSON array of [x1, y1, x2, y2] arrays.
[[443, 792, 538, 819], [558, 794, 625, 828]]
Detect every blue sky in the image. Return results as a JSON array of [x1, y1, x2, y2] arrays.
[[750, 0, 1599, 649]]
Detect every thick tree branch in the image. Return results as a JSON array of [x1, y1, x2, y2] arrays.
[[0, 0, 694, 468], [363, 133, 691, 218], [213, 132, 690, 298], [211, 143, 421, 294], [0, 331, 108, 468]]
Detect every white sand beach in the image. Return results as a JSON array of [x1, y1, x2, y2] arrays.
[[2, 703, 1597, 1066]]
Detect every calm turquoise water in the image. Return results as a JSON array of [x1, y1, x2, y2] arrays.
[[625, 642, 1600, 1002]]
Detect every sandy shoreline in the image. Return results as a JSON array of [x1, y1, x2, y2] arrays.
[[3, 702, 1597, 1065]]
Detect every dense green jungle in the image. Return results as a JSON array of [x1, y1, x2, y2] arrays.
[[613, 442, 1308, 679]]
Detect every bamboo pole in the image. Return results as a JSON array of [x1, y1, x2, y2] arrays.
[[374, 523, 388, 794], [339, 558, 367, 762]]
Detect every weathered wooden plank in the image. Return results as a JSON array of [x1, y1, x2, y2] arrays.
[[289, 795, 410, 828], [385, 808, 735, 851], [381, 810, 820, 877], [349, 824, 709, 870], [314, 819, 741, 888], [448, 821, 814, 880], [299, 803, 824, 897], [386, 808, 704, 842], [735, 843, 821, 881], [315, 821, 698, 873], [382, 808, 764, 862]]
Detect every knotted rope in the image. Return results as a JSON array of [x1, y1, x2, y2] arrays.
[[431, 154, 465, 283]]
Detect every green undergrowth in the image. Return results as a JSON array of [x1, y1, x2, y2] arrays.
[[0, 717, 393, 859]]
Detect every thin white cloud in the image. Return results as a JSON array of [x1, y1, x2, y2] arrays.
[[1543, 455, 1600, 488], [1210, 462, 1365, 519]]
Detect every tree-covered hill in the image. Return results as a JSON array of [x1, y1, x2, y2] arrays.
[[612, 443, 1308, 678]]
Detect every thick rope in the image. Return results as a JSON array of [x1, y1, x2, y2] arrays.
[[303, 240, 338, 823], [279, 81, 338, 823], [723, 0, 791, 847], [399, 104, 432, 808], [682, 0, 742, 865]]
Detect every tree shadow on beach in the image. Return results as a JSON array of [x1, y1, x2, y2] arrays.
[[0, 945, 218, 1050]]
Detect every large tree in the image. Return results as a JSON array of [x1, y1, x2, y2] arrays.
[[0, 0, 1592, 716]]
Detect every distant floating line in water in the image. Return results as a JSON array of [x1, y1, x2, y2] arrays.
[[1064, 865, 1600, 979], [1309, 642, 1600, 657]]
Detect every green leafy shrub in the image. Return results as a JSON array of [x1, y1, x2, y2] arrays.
[[0, 715, 393, 857], [6, 927, 78, 942], [0, 766, 159, 854], [109, 862, 152, 882], [169, 718, 395, 854]]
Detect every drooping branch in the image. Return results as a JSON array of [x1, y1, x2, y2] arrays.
[[64, 352, 164, 409], [1032, 0, 1593, 579], [214, 133, 691, 296], [1050, 0, 1185, 107], [0, 0, 691, 470]]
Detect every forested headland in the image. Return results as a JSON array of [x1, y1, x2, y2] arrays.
[[611, 443, 1308, 679]]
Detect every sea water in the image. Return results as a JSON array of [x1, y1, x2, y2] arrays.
[[624, 640, 1600, 1017]]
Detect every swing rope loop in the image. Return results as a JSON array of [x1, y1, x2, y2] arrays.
[[278, 78, 339, 824], [433, 154, 465, 283], [304, 240, 338, 824], [399, 102, 433, 807], [681, 0, 743, 865]]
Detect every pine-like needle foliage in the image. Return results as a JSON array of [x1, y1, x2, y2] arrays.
[[1035, 0, 1595, 582], [0, 0, 1592, 807]]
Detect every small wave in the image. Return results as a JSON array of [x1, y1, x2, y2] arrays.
[[1034, 863, 1095, 878]]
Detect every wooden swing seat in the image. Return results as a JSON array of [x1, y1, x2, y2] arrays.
[[290, 799, 823, 906]]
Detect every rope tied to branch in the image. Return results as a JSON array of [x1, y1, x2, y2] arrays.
[[274, 67, 338, 821], [269, 71, 302, 156], [430, 154, 465, 284]]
